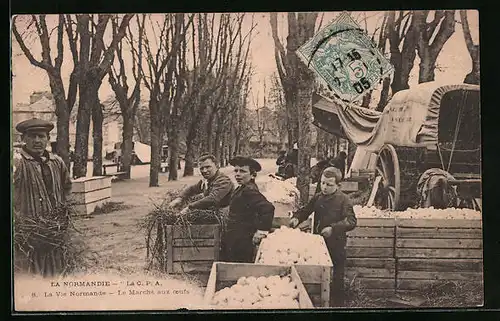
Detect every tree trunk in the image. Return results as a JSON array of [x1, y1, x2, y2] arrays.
[[418, 51, 437, 83], [183, 128, 196, 177], [149, 101, 161, 187], [464, 52, 480, 84], [296, 81, 314, 205], [47, 74, 71, 169], [213, 125, 222, 166], [92, 102, 104, 177], [73, 81, 96, 178], [376, 77, 392, 112], [121, 113, 134, 179], [168, 126, 180, 181]]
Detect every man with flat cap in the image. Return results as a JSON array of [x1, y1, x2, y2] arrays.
[[13, 118, 72, 277], [220, 156, 275, 263]]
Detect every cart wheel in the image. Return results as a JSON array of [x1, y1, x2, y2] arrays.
[[373, 144, 401, 210]]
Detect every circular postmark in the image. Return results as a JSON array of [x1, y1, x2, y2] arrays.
[[297, 12, 394, 105]]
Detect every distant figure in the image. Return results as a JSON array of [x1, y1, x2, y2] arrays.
[[275, 150, 287, 178], [283, 142, 299, 179]]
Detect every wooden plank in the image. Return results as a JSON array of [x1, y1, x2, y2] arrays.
[[346, 267, 395, 278], [356, 217, 396, 227], [396, 227, 482, 239], [216, 263, 289, 282], [340, 181, 359, 192], [347, 238, 393, 247], [395, 248, 483, 259], [347, 227, 395, 238], [203, 264, 217, 304], [397, 259, 483, 272], [309, 294, 321, 308], [304, 283, 321, 294], [396, 218, 482, 229], [397, 271, 483, 281], [290, 266, 315, 308], [72, 198, 110, 216], [71, 176, 112, 193], [346, 247, 394, 258], [173, 239, 215, 247], [172, 261, 214, 274], [293, 265, 325, 284], [346, 258, 396, 269], [397, 279, 451, 290], [172, 247, 216, 261], [351, 277, 395, 289], [70, 187, 112, 205], [213, 225, 220, 261], [166, 225, 174, 274], [172, 224, 218, 239], [366, 176, 382, 207], [321, 266, 331, 308], [396, 238, 482, 249]]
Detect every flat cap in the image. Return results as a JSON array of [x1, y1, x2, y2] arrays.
[[16, 118, 54, 134], [229, 156, 262, 172]]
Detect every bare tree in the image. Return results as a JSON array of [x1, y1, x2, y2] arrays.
[[270, 13, 318, 204], [12, 15, 79, 168], [107, 14, 145, 179], [270, 13, 299, 152], [140, 14, 193, 186], [415, 10, 456, 83], [460, 10, 479, 85], [72, 14, 134, 178], [386, 11, 419, 95]]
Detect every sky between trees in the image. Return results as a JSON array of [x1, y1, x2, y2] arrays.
[[11, 11, 479, 109]]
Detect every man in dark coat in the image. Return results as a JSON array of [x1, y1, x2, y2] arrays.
[[169, 154, 234, 214], [13, 118, 72, 277], [221, 156, 275, 263], [289, 167, 357, 307]]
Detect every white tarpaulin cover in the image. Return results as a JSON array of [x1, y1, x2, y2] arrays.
[[133, 141, 151, 163], [313, 82, 480, 153]]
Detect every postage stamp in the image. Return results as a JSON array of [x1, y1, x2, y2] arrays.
[[296, 11, 394, 105]]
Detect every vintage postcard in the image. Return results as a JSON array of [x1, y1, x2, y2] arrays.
[[11, 10, 482, 312]]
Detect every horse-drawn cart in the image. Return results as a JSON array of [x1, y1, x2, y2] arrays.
[[312, 82, 481, 211]]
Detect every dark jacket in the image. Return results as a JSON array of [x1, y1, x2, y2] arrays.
[[285, 149, 298, 165], [292, 190, 357, 249], [180, 170, 234, 210], [221, 180, 275, 262]]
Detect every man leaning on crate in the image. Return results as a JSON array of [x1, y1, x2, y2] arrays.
[[13, 118, 73, 277], [289, 167, 357, 307], [169, 153, 234, 214]]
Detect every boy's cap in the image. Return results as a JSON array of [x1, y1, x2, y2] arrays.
[[229, 156, 262, 172]]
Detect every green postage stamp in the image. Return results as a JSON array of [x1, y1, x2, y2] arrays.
[[297, 11, 394, 105]]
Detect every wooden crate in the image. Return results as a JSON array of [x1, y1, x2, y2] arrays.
[[203, 262, 314, 309], [346, 218, 396, 293], [70, 176, 112, 215], [395, 218, 483, 291], [254, 236, 333, 307], [165, 224, 221, 283]]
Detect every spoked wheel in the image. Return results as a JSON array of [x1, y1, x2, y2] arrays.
[[373, 144, 401, 210]]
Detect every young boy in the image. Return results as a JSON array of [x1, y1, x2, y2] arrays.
[[289, 167, 357, 307]]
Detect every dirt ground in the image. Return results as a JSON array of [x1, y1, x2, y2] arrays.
[[74, 159, 278, 275]]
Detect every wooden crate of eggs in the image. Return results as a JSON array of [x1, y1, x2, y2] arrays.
[[254, 226, 334, 307], [203, 262, 313, 309]]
